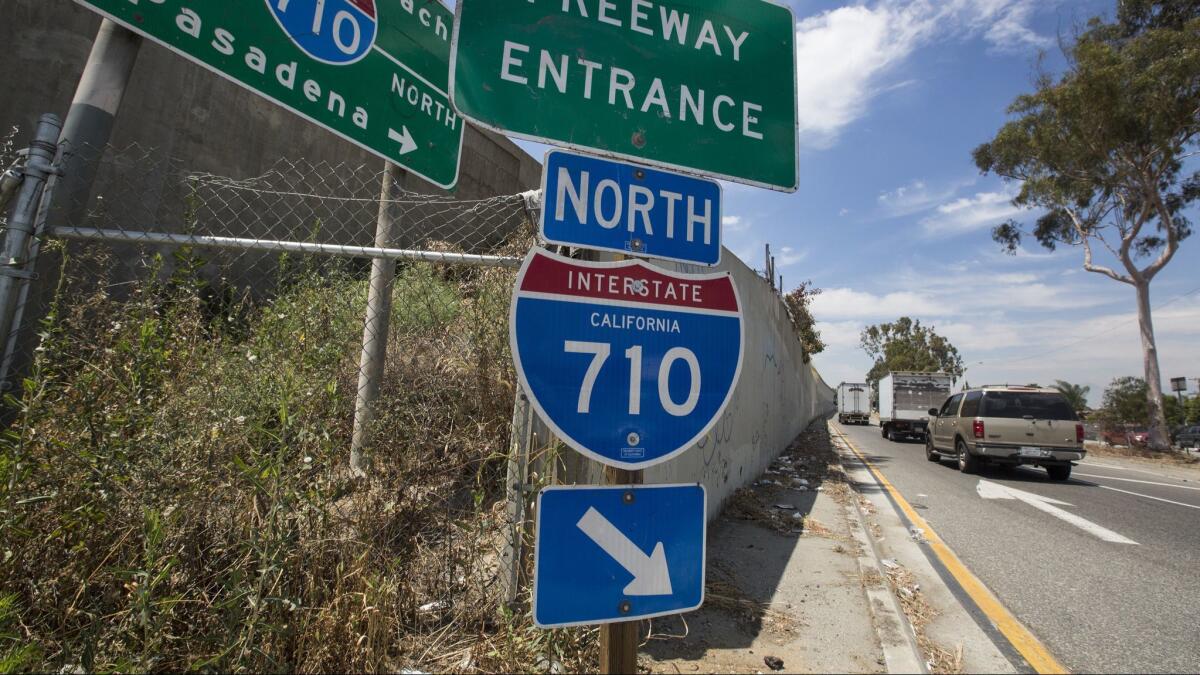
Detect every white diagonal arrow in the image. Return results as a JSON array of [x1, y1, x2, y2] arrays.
[[977, 480, 1139, 545], [387, 126, 417, 156], [577, 507, 673, 596]]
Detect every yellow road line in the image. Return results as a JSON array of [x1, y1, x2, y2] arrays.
[[831, 426, 1069, 675]]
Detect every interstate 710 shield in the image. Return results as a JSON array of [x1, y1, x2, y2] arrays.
[[510, 249, 743, 470]]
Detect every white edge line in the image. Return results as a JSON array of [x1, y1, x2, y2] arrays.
[[1081, 460, 1196, 479], [1096, 485, 1200, 511], [1073, 473, 1200, 491], [71, 1, 464, 190], [506, 243, 739, 470], [516, 290, 741, 318], [537, 148, 724, 268], [533, 483, 707, 629]]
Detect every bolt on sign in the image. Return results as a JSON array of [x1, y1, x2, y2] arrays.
[[72, 0, 464, 189], [451, 0, 798, 192]]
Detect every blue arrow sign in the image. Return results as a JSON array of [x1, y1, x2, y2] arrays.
[[540, 150, 723, 266], [510, 249, 744, 470], [534, 484, 706, 628]]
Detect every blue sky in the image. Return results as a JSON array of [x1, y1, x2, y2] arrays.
[[500, 0, 1199, 406]]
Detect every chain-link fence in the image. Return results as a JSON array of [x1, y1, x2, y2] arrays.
[[0, 137, 593, 672]]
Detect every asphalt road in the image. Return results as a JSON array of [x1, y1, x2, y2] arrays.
[[836, 422, 1200, 674]]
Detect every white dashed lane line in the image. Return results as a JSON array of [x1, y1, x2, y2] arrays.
[[1072, 473, 1200, 491]]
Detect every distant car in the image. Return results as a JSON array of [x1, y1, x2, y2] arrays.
[[1129, 427, 1151, 445], [1176, 426, 1200, 449], [1101, 425, 1149, 447], [925, 385, 1084, 481]]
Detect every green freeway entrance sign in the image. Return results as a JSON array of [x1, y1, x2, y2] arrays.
[[450, 0, 798, 192], [73, 0, 464, 189]]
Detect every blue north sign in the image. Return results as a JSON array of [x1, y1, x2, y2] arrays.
[[540, 150, 723, 266], [510, 249, 743, 470], [534, 484, 707, 628]]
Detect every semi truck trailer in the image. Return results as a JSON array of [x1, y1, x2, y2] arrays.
[[837, 382, 871, 425]]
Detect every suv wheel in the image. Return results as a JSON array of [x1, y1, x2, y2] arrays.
[[1046, 465, 1072, 481], [925, 437, 940, 462], [957, 439, 980, 474]]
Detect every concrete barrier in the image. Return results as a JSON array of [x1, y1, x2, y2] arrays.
[[555, 249, 837, 519]]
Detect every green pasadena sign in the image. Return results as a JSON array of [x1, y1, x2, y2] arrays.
[[450, 0, 798, 192], [74, 0, 464, 189]]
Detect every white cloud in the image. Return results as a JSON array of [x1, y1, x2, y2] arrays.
[[878, 178, 969, 217], [795, 0, 1057, 147], [920, 188, 1029, 235], [839, 208, 851, 217], [795, 5, 928, 148], [811, 287, 941, 320], [777, 246, 808, 267], [722, 215, 751, 233]]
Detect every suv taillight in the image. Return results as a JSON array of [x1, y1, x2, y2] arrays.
[[973, 420, 985, 439], [1076, 424, 1085, 443]]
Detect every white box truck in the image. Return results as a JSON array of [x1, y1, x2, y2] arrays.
[[837, 382, 871, 425], [878, 372, 953, 442]]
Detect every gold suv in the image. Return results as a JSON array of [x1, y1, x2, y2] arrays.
[[925, 385, 1085, 481]]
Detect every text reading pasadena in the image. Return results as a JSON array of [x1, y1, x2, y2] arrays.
[[498, 0, 765, 140]]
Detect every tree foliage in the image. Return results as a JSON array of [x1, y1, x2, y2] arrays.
[[975, 9, 1198, 268], [1101, 376, 1150, 426], [1187, 395, 1200, 425], [1163, 394, 1187, 427], [783, 281, 825, 364], [1053, 380, 1092, 412], [974, 1, 1200, 450], [859, 317, 965, 385]]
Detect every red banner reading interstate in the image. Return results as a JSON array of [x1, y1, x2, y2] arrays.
[[517, 250, 739, 313]]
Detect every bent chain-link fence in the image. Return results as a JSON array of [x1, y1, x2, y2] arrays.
[[0, 141, 592, 672]]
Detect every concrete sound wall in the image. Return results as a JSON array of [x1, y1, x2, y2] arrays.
[[558, 250, 837, 520]]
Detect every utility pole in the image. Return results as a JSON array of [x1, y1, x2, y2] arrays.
[[57, 19, 142, 227]]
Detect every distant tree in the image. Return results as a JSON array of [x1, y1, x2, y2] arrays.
[[859, 317, 965, 386], [1053, 380, 1092, 413], [1163, 395, 1187, 427], [783, 281, 825, 364], [1116, 0, 1200, 34], [973, 3, 1199, 451], [1100, 377, 1150, 427], [1187, 396, 1200, 425]]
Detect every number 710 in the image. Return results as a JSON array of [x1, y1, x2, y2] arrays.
[[564, 341, 701, 417]]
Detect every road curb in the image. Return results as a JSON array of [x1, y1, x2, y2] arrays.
[[831, 423, 1067, 674], [837, 461, 928, 674]]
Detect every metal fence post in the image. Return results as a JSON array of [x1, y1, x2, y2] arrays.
[[350, 162, 406, 476], [2, 20, 141, 394], [500, 391, 534, 606], [0, 114, 62, 392]]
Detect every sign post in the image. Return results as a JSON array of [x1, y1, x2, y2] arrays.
[[451, 0, 798, 191], [71, 0, 464, 188], [601, 466, 640, 675]]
